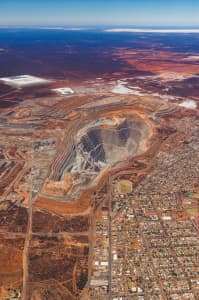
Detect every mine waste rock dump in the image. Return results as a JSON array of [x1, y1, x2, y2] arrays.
[[43, 112, 151, 200]]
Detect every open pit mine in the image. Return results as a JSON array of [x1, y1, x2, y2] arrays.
[[0, 29, 199, 300], [43, 111, 151, 200]]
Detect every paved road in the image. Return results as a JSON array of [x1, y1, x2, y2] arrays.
[[108, 176, 112, 300]]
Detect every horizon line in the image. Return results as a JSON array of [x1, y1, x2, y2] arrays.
[[1, 25, 199, 33], [1, 24, 199, 27]]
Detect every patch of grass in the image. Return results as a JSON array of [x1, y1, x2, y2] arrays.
[[186, 208, 199, 217], [117, 180, 132, 194]]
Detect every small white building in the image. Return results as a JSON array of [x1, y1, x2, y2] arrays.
[[113, 254, 118, 260], [101, 261, 109, 266]]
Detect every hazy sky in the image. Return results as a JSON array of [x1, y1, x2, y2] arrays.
[[0, 0, 199, 27]]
